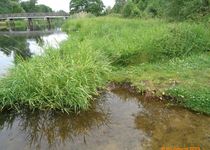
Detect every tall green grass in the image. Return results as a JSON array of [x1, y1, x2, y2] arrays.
[[63, 17, 210, 65], [0, 40, 110, 112], [64, 17, 210, 114], [1, 16, 210, 113]]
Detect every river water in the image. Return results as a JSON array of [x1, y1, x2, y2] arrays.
[[0, 32, 210, 150], [0, 31, 68, 76], [0, 88, 210, 150]]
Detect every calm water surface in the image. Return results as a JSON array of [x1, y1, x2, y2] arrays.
[[0, 31, 68, 76], [0, 88, 209, 150]]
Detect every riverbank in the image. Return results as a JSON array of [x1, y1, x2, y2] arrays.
[[0, 16, 210, 114], [63, 17, 210, 114]]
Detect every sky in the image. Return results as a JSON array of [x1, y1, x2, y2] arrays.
[[37, 0, 115, 12]]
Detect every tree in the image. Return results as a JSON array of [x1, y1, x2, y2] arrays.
[[0, 0, 53, 14], [10, 1, 25, 13], [115, 0, 210, 20], [70, 0, 104, 16], [104, 6, 112, 15], [20, 0, 52, 13], [0, 0, 24, 14], [35, 4, 53, 13], [57, 10, 68, 14], [70, 0, 87, 13], [86, 0, 104, 15], [122, 0, 141, 17], [112, 0, 126, 13], [20, 0, 37, 12]]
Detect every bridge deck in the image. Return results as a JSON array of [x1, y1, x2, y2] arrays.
[[0, 13, 69, 20]]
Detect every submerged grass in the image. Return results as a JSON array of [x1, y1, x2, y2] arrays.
[[1, 16, 210, 114]]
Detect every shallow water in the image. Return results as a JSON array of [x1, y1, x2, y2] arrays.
[[0, 88, 209, 150], [0, 31, 68, 76]]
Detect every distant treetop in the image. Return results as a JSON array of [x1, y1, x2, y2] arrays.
[[0, 0, 53, 14], [70, 0, 105, 16]]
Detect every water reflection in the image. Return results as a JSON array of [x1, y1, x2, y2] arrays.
[[0, 35, 32, 61], [0, 32, 68, 76], [113, 89, 210, 150], [0, 89, 210, 150], [0, 101, 109, 150]]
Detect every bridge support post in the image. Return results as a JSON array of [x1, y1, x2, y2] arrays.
[[8, 19, 15, 32], [27, 18, 33, 31], [46, 17, 51, 30]]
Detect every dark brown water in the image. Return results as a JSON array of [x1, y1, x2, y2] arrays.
[[0, 88, 210, 150]]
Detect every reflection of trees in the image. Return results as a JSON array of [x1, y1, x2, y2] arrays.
[[133, 96, 210, 149], [0, 35, 32, 63], [134, 103, 169, 150], [111, 88, 210, 150], [0, 101, 109, 149], [111, 88, 140, 102]]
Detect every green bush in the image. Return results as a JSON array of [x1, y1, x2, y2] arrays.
[[150, 23, 210, 61], [122, 1, 141, 17]]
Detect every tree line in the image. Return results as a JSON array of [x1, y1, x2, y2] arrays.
[[113, 0, 210, 20], [69, 0, 210, 20], [1, 0, 209, 20], [0, 0, 52, 14]]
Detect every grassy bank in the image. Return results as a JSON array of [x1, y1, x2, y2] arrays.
[[63, 17, 210, 114], [1, 16, 210, 114]]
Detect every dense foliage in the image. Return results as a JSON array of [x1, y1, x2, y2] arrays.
[[112, 0, 126, 13], [112, 0, 210, 20], [0, 0, 24, 14], [20, 0, 52, 13], [70, 0, 104, 16], [0, 0, 53, 14]]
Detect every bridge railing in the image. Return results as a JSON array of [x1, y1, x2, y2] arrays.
[[0, 12, 69, 19]]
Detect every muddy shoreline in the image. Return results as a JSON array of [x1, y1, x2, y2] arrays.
[[107, 82, 208, 116]]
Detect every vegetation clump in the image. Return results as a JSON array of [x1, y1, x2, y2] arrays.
[[0, 39, 110, 112]]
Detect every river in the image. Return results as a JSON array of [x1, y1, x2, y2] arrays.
[[0, 31, 210, 150], [0, 30, 68, 76]]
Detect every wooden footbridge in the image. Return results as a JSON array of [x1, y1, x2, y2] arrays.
[[0, 12, 69, 31]]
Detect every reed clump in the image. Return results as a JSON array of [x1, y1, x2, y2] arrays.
[[0, 39, 110, 112]]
